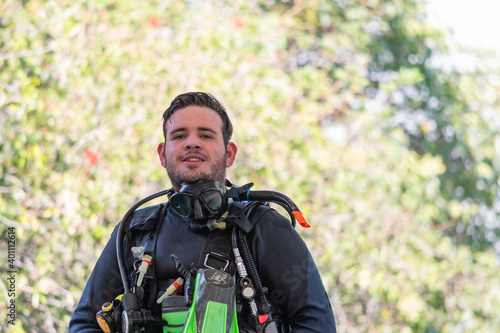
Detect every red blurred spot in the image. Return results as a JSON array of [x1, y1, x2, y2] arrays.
[[84, 147, 100, 165], [231, 16, 244, 28], [148, 15, 162, 29]]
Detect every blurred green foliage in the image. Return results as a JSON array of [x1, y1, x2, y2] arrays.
[[1, 0, 500, 332]]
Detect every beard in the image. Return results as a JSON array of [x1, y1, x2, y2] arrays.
[[165, 152, 227, 191]]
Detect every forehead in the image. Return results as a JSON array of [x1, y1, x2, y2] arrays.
[[166, 105, 223, 132]]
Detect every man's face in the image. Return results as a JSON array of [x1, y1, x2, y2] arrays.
[[157, 106, 237, 191]]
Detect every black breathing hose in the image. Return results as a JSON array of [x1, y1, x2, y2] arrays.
[[244, 190, 298, 227], [237, 229, 271, 314]]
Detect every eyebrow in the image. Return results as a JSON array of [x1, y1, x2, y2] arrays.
[[198, 127, 218, 135], [168, 126, 219, 136]]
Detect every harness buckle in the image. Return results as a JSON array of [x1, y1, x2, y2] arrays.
[[203, 252, 230, 271]]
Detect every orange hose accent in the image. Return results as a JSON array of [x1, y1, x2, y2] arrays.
[[293, 211, 311, 228]]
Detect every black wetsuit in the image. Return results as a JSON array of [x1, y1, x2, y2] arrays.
[[69, 203, 336, 332]]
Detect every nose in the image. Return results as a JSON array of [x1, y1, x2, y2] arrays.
[[184, 134, 201, 150]]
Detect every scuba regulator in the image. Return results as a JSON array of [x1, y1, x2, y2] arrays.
[[97, 179, 310, 333]]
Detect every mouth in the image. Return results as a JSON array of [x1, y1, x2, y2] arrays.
[[182, 154, 206, 164]]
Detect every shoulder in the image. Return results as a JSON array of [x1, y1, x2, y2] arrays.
[[125, 203, 168, 232], [246, 203, 297, 237], [228, 201, 288, 232]]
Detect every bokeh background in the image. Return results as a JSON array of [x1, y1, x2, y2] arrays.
[[1, 0, 500, 332]]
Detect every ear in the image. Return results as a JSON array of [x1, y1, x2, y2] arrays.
[[225, 142, 238, 168], [157, 142, 167, 168]]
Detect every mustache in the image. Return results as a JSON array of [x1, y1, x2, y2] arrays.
[[180, 151, 208, 161]]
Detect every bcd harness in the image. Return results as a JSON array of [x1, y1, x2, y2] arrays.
[[97, 181, 310, 333]]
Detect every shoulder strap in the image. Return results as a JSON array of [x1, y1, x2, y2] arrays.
[[198, 228, 235, 274], [122, 203, 168, 309]]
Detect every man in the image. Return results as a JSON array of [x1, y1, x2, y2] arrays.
[[70, 92, 336, 332]]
